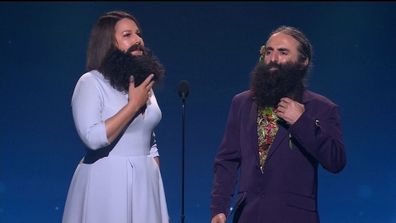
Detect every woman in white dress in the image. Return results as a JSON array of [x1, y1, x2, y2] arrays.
[[62, 10, 169, 223]]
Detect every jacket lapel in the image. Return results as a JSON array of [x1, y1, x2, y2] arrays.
[[267, 125, 288, 159], [248, 99, 259, 160]]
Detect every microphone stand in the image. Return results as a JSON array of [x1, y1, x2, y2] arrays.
[[180, 95, 186, 223], [178, 80, 189, 223]]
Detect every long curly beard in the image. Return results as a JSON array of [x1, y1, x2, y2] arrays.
[[98, 46, 165, 93], [250, 61, 307, 107]]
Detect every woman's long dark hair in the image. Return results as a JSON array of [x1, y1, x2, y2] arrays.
[[86, 11, 141, 71]]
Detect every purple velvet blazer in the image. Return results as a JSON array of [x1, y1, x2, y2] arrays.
[[211, 90, 346, 223]]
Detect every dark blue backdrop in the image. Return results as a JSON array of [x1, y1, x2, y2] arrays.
[[1, 2, 396, 223]]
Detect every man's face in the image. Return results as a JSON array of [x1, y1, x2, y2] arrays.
[[250, 32, 309, 107], [263, 32, 307, 70]]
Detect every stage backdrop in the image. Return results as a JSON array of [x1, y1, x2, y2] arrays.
[[1, 2, 395, 223]]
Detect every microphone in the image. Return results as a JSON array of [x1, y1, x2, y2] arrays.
[[178, 80, 190, 102]]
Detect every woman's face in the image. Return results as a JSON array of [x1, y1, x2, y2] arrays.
[[114, 18, 144, 56]]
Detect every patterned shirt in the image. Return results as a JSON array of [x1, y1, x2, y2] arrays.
[[257, 107, 279, 173]]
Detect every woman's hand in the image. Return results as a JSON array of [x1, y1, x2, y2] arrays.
[[105, 74, 155, 144], [127, 74, 155, 110]]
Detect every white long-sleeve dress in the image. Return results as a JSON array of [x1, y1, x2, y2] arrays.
[[62, 70, 169, 223]]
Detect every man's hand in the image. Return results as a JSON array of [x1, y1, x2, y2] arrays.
[[211, 213, 226, 223], [275, 97, 305, 125]]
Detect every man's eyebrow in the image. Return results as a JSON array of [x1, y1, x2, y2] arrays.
[[278, 48, 289, 52]]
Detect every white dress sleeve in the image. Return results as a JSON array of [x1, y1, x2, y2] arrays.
[[71, 73, 109, 150]]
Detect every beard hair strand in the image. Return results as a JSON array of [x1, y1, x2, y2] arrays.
[[98, 46, 165, 92]]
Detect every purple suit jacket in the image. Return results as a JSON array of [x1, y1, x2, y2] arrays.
[[211, 90, 346, 223]]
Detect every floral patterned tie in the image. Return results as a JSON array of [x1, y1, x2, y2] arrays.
[[257, 107, 279, 173]]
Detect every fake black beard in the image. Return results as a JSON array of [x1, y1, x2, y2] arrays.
[[98, 46, 165, 93], [250, 61, 307, 108]]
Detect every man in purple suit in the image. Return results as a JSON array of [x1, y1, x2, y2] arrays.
[[210, 26, 346, 223]]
